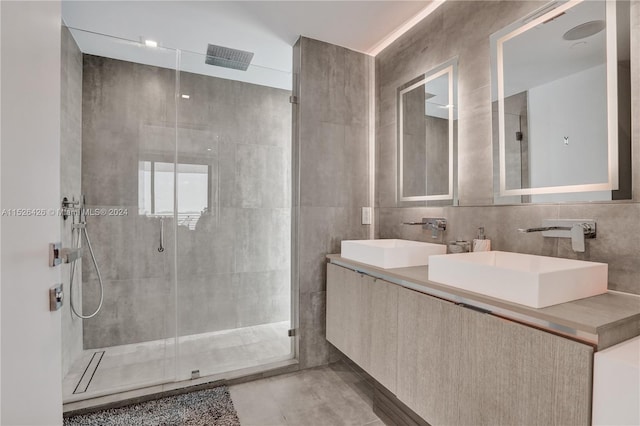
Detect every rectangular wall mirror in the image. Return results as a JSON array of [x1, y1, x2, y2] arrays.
[[491, 0, 631, 204], [398, 57, 458, 205]]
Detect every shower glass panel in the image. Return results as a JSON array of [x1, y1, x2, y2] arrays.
[[174, 50, 293, 380], [61, 26, 294, 405], [61, 27, 178, 402]]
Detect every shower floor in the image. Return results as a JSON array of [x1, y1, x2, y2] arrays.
[[63, 321, 292, 403]]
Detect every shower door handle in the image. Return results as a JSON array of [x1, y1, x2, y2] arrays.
[[158, 218, 165, 253]]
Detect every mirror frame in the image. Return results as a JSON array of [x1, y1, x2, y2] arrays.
[[397, 58, 458, 202], [494, 0, 619, 198]]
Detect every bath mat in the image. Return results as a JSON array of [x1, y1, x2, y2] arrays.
[[63, 386, 241, 426]]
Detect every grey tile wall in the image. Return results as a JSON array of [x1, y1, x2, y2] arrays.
[[81, 55, 292, 348], [376, 1, 640, 295], [60, 26, 84, 377], [294, 37, 371, 368]]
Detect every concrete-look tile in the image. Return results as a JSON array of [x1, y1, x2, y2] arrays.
[[281, 402, 348, 426], [82, 210, 171, 282], [344, 123, 371, 205], [376, 82, 399, 130], [458, 37, 491, 95], [262, 363, 379, 425], [177, 273, 237, 336], [83, 55, 139, 128], [376, 122, 398, 209], [175, 207, 236, 278], [301, 37, 347, 126], [138, 122, 176, 155], [234, 143, 289, 209], [134, 62, 175, 125], [298, 206, 368, 295], [299, 320, 333, 369], [299, 120, 343, 206], [556, 203, 640, 294], [299, 120, 369, 209], [235, 208, 291, 273], [235, 269, 291, 328], [81, 122, 139, 206], [82, 277, 175, 348], [230, 380, 288, 426], [343, 49, 370, 127], [457, 111, 494, 205]]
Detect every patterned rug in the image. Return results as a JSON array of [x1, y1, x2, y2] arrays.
[[64, 386, 241, 426]]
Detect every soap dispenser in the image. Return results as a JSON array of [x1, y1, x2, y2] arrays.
[[473, 227, 491, 252]]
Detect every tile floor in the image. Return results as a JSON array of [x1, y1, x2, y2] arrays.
[[64, 321, 292, 403], [229, 362, 383, 426]]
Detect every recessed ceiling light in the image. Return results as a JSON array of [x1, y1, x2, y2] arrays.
[[144, 39, 158, 48], [181, 94, 190, 99], [207, 148, 212, 152]]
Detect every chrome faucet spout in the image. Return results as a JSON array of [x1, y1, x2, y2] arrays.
[[424, 218, 447, 239], [518, 220, 596, 253], [518, 226, 570, 233]]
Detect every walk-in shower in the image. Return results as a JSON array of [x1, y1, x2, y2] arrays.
[[60, 25, 294, 404]]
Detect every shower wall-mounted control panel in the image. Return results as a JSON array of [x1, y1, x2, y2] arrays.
[[49, 242, 83, 267], [50, 284, 64, 311]]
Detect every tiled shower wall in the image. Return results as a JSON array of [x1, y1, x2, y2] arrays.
[[294, 37, 372, 368], [60, 26, 83, 377], [376, 1, 640, 295], [81, 54, 291, 348]]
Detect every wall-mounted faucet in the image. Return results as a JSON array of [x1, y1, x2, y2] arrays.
[[424, 218, 447, 239], [518, 219, 596, 253], [402, 217, 447, 239]]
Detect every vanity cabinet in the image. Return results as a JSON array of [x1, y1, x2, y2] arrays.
[[326, 263, 398, 393], [397, 287, 593, 426], [327, 263, 594, 426]]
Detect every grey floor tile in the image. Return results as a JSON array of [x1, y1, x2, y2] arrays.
[[229, 362, 381, 426]]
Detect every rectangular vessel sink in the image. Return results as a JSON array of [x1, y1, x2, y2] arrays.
[[341, 239, 446, 269], [428, 251, 608, 308]]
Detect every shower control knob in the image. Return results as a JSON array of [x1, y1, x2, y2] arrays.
[[50, 284, 64, 311]]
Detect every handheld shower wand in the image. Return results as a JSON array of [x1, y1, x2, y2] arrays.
[[69, 194, 105, 319]]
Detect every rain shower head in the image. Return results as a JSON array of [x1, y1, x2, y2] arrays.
[[205, 44, 254, 71]]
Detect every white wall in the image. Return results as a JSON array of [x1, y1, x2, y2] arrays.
[[528, 63, 610, 203], [1, 1, 63, 425]]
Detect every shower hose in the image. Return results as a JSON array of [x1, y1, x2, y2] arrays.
[[69, 219, 104, 319]]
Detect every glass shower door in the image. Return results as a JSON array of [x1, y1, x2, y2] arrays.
[[173, 50, 294, 381], [61, 27, 179, 402]]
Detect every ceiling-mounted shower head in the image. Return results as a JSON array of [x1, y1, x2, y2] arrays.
[[205, 44, 254, 71]]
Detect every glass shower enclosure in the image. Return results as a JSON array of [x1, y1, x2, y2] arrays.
[[61, 27, 294, 403]]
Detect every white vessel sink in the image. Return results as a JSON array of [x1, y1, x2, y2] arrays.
[[341, 239, 446, 269], [428, 251, 608, 308]]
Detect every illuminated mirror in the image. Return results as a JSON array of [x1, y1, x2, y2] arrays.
[[491, 0, 631, 203], [398, 57, 458, 204]]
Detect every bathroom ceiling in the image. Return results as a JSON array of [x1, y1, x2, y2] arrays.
[[62, 1, 434, 90]]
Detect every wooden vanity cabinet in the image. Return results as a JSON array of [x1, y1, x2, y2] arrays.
[[326, 263, 398, 393], [396, 287, 593, 426], [327, 263, 594, 426]]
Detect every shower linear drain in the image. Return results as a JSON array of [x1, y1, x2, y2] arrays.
[[73, 351, 105, 394]]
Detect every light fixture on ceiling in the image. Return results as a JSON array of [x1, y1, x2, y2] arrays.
[[144, 39, 158, 48], [563, 20, 605, 41], [181, 94, 190, 99]]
